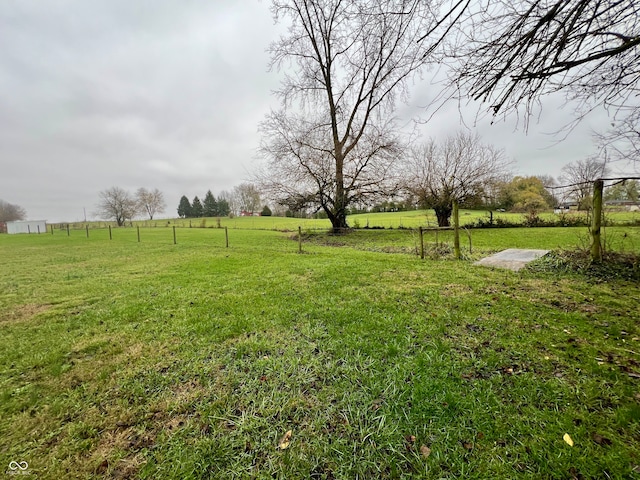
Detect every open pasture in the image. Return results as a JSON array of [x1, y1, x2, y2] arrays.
[[57, 208, 640, 232], [1, 227, 639, 479]]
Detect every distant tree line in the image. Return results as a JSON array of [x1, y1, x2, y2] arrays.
[[96, 187, 166, 226], [177, 190, 231, 218], [261, 130, 622, 227], [177, 184, 268, 218]]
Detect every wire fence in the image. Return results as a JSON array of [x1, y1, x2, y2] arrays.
[[21, 221, 476, 258], [7, 220, 640, 258]]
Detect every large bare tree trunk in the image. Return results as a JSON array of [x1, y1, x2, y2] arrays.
[[434, 204, 452, 227], [331, 153, 349, 233]]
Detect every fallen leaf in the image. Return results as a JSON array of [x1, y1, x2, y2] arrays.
[[420, 445, 431, 458], [277, 430, 292, 450], [405, 435, 416, 444], [462, 441, 473, 451], [563, 433, 574, 447]]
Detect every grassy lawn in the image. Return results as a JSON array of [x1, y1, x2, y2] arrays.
[[55, 207, 640, 232], [1, 227, 639, 479]]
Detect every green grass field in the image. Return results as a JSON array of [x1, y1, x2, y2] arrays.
[[54, 207, 640, 232], [1, 226, 639, 479]]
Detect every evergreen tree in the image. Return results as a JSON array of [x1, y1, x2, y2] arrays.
[[261, 205, 272, 216], [177, 195, 192, 218], [191, 196, 204, 217], [203, 190, 218, 217], [216, 196, 230, 217]]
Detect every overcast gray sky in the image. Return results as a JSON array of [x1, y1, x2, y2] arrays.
[[1, 0, 606, 222]]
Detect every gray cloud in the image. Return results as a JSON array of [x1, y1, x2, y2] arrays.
[[0, 1, 612, 222]]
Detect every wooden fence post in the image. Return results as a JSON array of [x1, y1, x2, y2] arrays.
[[590, 179, 604, 262], [86, 225, 89, 238], [453, 200, 461, 260], [109, 225, 112, 240], [67, 224, 70, 236], [137, 226, 140, 243], [173, 226, 177, 245], [419, 226, 424, 259], [464, 228, 472, 254], [225, 226, 229, 248], [298, 226, 303, 254]]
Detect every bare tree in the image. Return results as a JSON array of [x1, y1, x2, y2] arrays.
[[0, 199, 27, 222], [96, 187, 138, 226], [218, 190, 239, 217], [605, 179, 640, 202], [136, 187, 166, 220], [259, 0, 442, 233], [233, 183, 262, 214], [595, 110, 640, 170], [403, 132, 510, 226], [436, 0, 639, 148], [535, 174, 559, 206], [560, 158, 610, 210]]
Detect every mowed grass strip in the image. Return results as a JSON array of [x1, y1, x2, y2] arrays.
[[0, 228, 639, 479]]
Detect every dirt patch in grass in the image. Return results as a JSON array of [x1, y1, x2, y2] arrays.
[[440, 284, 474, 297], [163, 413, 192, 432], [170, 379, 205, 403], [0, 303, 51, 324], [152, 379, 207, 416], [91, 424, 155, 478]]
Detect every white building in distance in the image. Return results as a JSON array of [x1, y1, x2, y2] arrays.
[[5, 220, 48, 234]]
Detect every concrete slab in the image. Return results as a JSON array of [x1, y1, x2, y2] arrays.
[[474, 248, 549, 272]]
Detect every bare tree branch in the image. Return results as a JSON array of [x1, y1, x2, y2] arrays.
[[559, 157, 610, 209], [96, 187, 138, 226], [402, 132, 510, 226], [434, 0, 639, 161], [136, 188, 166, 220]]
